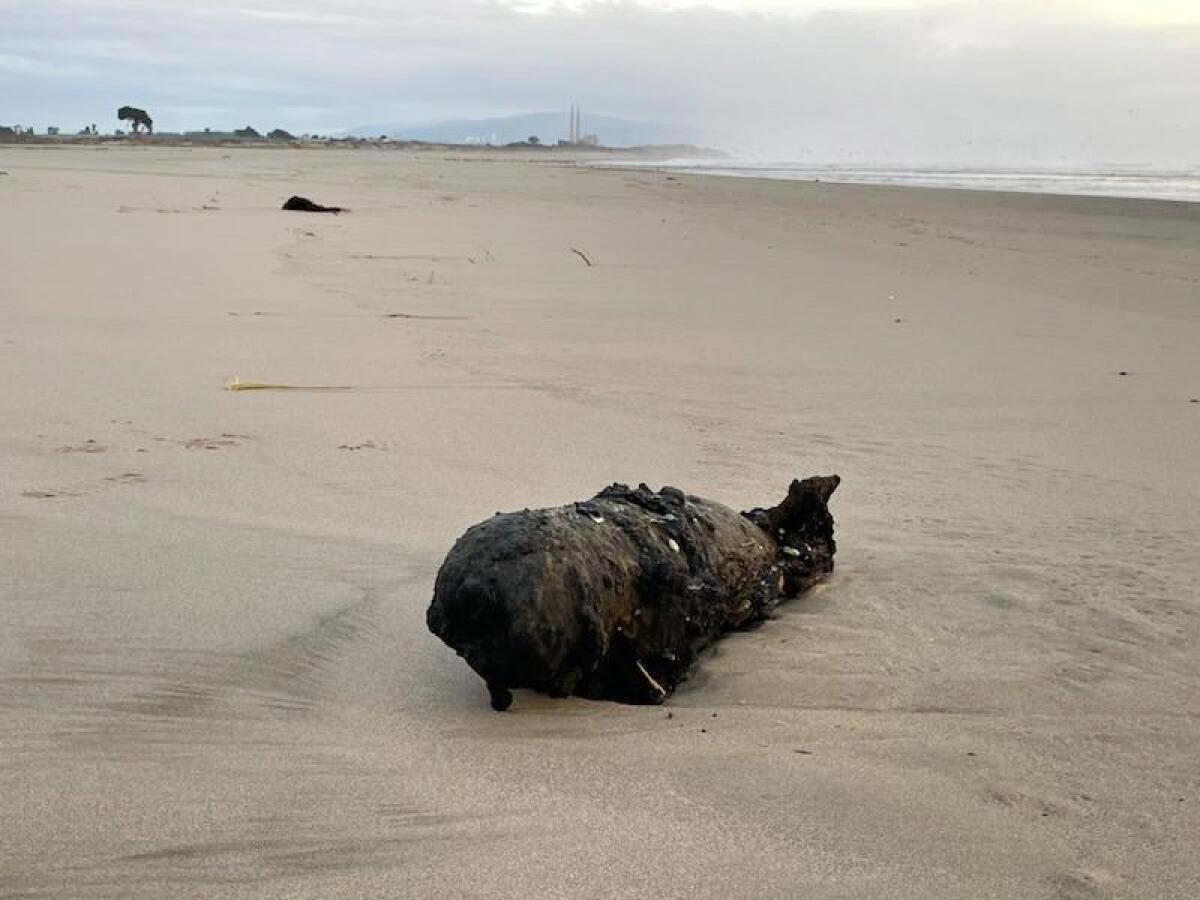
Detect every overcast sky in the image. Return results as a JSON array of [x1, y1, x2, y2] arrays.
[[2, 0, 1198, 164]]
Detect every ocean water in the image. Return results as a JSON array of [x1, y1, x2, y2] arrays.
[[601, 160, 1200, 203]]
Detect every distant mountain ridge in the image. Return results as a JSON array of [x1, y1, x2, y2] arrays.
[[345, 112, 709, 148]]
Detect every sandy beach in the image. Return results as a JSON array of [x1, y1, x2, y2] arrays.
[[2, 144, 1198, 899]]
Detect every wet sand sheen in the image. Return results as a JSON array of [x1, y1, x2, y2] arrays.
[[1, 145, 1198, 899]]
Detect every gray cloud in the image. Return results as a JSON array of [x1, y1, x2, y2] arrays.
[[2, 1, 1197, 165]]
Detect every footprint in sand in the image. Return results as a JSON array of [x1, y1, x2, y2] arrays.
[[56, 440, 107, 454], [984, 787, 1067, 820], [1047, 869, 1114, 899], [22, 473, 145, 499], [104, 473, 147, 485]]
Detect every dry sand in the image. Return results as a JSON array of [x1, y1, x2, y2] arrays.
[[1, 144, 1198, 899]]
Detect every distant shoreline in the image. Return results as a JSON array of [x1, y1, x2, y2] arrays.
[[0, 133, 724, 160], [592, 158, 1200, 205]]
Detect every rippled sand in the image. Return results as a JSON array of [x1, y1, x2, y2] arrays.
[[2, 145, 1198, 899]]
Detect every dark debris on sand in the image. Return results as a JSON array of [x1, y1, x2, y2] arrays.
[[428, 476, 840, 710], [282, 196, 346, 214]]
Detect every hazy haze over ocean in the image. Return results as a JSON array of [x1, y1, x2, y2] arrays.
[[3, 0, 1198, 170]]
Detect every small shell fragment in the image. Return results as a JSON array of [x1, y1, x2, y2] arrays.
[[589, 514, 605, 524], [781, 546, 801, 558], [668, 538, 681, 553]]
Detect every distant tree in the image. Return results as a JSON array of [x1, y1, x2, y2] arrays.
[[528, 135, 540, 145], [234, 126, 261, 138], [0, 125, 15, 136], [117, 106, 153, 134], [267, 128, 296, 142]]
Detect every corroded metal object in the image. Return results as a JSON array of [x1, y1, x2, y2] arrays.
[[428, 477, 840, 710]]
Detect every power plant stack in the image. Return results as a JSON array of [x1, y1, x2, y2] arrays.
[[566, 106, 597, 147], [569, 105, 581, 144]]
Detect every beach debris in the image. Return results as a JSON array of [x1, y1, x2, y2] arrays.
[[182, 436, 239, 450], [570, 247, 593, 267], [428, 476, 840, 710], [225, 376, 351, 392], [282, 195, 346, 214], [636, 661, 668, 699], [383, 312, 468, 320]]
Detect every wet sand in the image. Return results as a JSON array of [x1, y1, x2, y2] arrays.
[[1, 144, 1198, 899]]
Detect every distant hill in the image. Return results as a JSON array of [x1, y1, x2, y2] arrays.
[[345, 112, 710, 148]]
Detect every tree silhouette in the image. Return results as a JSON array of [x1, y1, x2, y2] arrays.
[[117, 106, 153, 134]]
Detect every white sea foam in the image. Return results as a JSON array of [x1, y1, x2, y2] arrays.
[[599, 160, 1200, 203]]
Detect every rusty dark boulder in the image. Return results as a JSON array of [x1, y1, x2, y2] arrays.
[[428, 476, 840, 710]]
